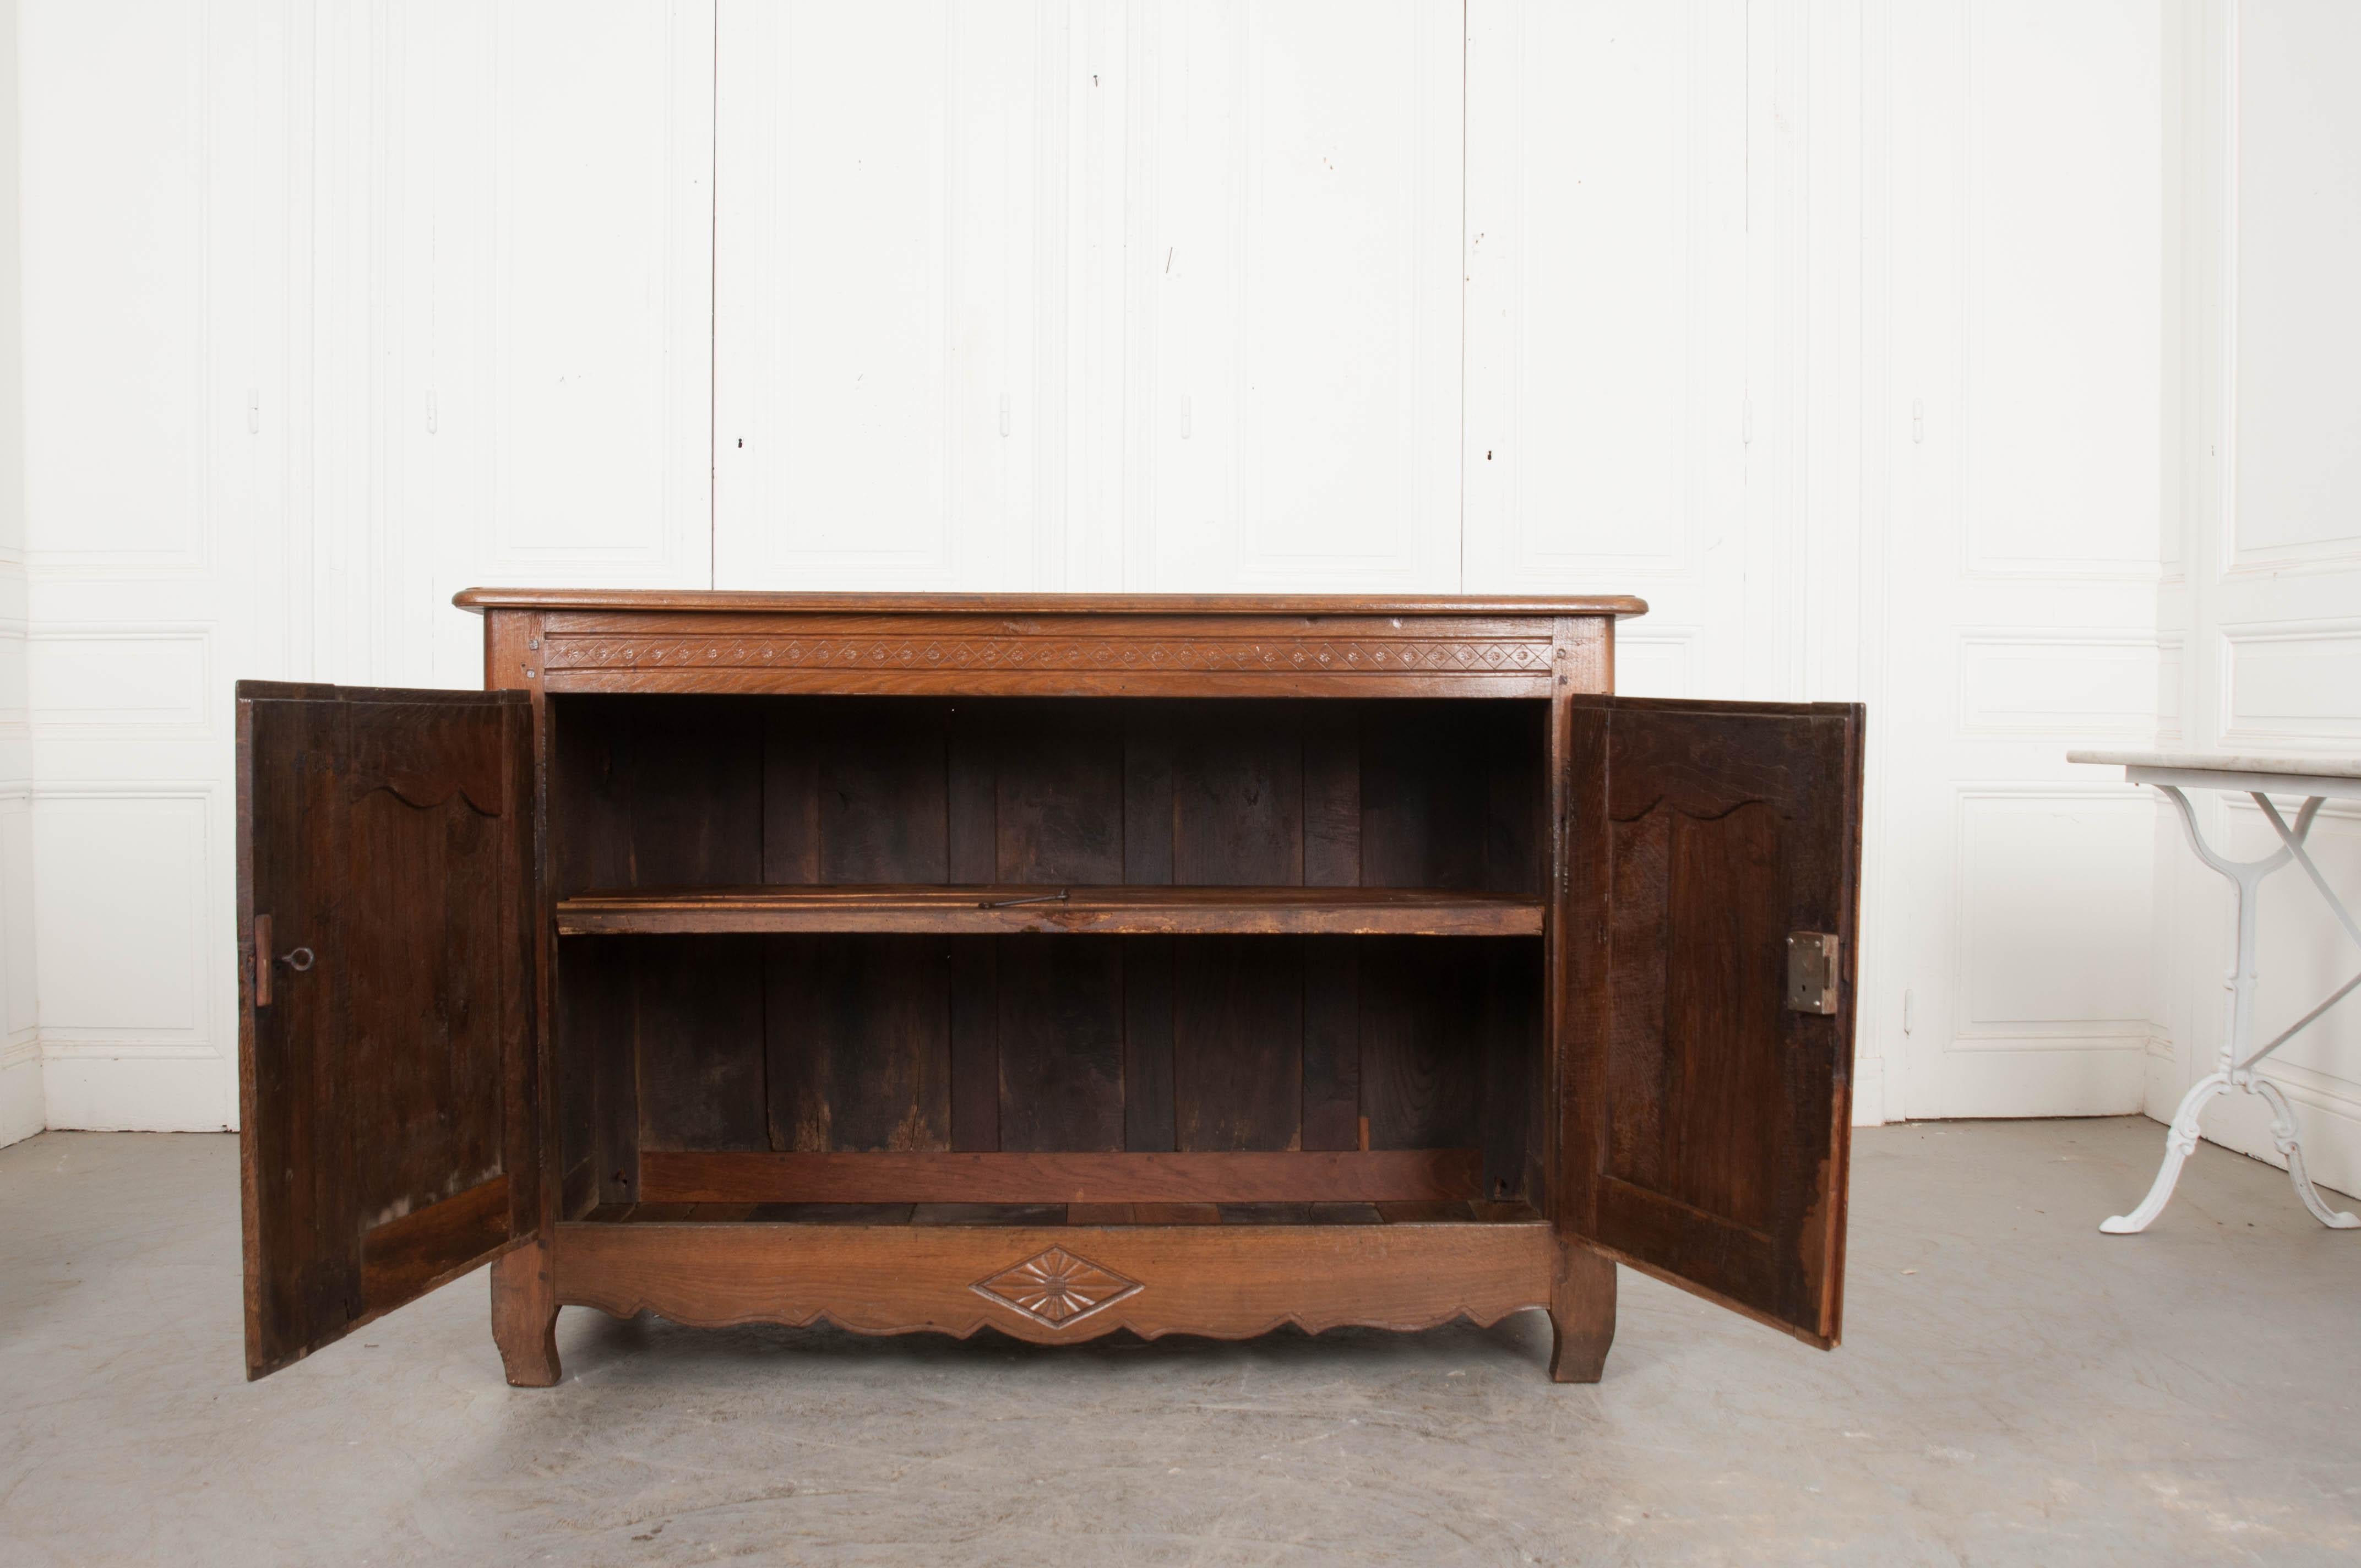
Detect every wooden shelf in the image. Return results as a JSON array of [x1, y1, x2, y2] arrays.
[[575, 1199, 1544, 1227], [632, 1148, 1483, 1206], [554, 884, 1543, 937]]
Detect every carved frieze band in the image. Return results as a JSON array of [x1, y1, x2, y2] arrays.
[[542, 634, 1554, 676]]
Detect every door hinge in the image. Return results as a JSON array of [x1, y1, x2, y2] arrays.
[[1786, 932, 1840, 1015]]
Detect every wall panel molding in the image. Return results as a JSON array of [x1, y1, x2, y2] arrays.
[[26, 624, 213, 737], [2217, 617, 2361, 748], [1955, 630, 2158, 737], [1947, 785, 2156, 1053], [30, 784, 216, 1058]]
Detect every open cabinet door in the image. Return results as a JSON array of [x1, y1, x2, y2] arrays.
[[236, 682, 538, 1378], [1561, 697, 1863, 1347]]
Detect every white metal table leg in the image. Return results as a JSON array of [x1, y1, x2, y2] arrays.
[[2101, 1069, 2230, 1233], [2253, 1077, 2361, 1229], [2103, 788, 2360, 1233]]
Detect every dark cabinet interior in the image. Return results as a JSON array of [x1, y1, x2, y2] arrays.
[[545, 695, 1552, 1223]]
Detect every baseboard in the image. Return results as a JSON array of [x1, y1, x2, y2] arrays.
[[42, 1054, 233, 1133], [2197, 1073, 2361, 1204], [0, 1055, 42, 1148], [1851, 1054, 1887, 1126]]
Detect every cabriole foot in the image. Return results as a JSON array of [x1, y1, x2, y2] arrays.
[[1547, 1240, 1616, 1384], [491, 1240, 562, 1387]]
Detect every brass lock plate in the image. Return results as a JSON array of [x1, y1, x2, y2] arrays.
[[1786, 932, 1840, 1015]]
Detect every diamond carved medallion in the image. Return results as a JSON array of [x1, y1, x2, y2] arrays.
[[971, 1246, 1141, 1330]]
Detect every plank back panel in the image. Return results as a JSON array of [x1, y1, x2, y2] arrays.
[[996, 937, 1127, 1152], [995, 702, 1125, 882], [766, 935, 951, 1152], [634, 935, 769, 1152], [1171, 702, 1305, 885], [1173, 937, 1305, 1151]]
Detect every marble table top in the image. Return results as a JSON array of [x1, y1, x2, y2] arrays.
[[2069, 749, 2361, 798], [2068, 749, 2361, 778]]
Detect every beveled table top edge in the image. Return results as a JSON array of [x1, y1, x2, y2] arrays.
[[453, 587, 1650, 618]]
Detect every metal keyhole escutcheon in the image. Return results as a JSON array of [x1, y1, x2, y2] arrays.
[[278, 946, 315, 972]]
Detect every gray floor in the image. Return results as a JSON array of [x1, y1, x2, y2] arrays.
[[1, 1121, 2357, 1566]]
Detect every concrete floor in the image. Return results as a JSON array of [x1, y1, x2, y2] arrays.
[[1, 1121, 2356, 1566]]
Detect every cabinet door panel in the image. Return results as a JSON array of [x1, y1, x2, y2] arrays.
[[236, 682, 537, 1379], [1562, 698, 1862, 1346]]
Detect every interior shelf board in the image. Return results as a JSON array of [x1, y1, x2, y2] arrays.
[[554, 884, 1544, 937], [572, 1199, 1546, 1228]]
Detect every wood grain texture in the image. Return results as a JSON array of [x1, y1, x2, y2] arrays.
[[510, 608, 1580, 699], [1173, 938, 1303, 1151], [1172, 703, 1304, 884], [949, 938, 999, 1152], [1359, 939, 1484, 1153], [360, 1175, 511, 1315], [550, 1215, 1554, 1346], [489, 1239, 560, 1387], [554, 885, 1544, 936], [236, 683, 534, 1380], [634, 936, 768, 1152], [1548, 1239, 1617, 1384], [635, 1148, 1482, 1205], [1122, 937, 1177, 1152], [994, 703, 1125, 883], [1560, 697, 1863, 1348], [766, 935, 950, 1152], [1300, 939, 1361, 1153], [995, 938, 1125, 1152]]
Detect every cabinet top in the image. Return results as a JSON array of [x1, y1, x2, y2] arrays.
[[452, 587, 1649, 619]]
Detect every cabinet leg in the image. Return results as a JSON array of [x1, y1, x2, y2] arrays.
[[491, 1239, 562, 1387], [1547, 1240, 1616, 1384]]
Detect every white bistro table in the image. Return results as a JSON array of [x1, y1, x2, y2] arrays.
[[2067, 749, 2361, 1234]]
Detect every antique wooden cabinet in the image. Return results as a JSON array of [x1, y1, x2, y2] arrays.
[[235, 591, 1862, 1386]]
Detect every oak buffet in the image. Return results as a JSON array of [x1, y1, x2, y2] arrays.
[[234, 590, 1863, 1385]]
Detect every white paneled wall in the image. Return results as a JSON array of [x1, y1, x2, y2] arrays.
[[1462, 0, 1751, 694], [11, 1, 2350, 1188], [19, 0, 284, 1131], [2144, 0, 2361, 1196], [0, 0, 35, 1147], [1886, 0, 2168, 1118], [1125, 0, 1465, 591], [713, 1, 1051, 589]]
